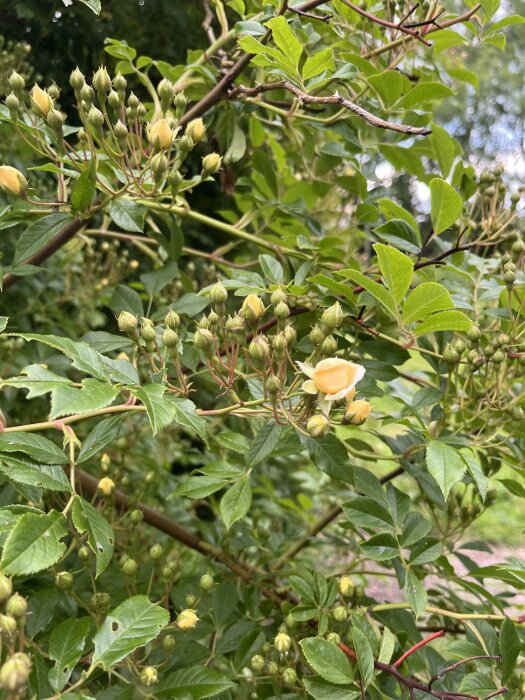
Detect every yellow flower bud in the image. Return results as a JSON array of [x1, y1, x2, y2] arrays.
[[140, 666, 158, 687], [339, 576, 354, 597], [241, 294, 265, 322], [0, 653, 31, 692], [306, 414, 331, 438], [274, 632, 292, 653], [148, 118, 173, 150], [175, 609, 199, 631], [97, 477, 115, 496], [30, 84, 53, 117], [202, 152, 222, 175], [343, 399, 371, 426], [0, 165, 28, 195], [185, 117, 205, 143]]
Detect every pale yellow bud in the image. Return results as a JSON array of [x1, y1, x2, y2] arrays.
[[343, 399, 371, 426], [339, 576, 354, 597], [274, 632, 292, 653], [185, 117, 205, 143], [0, 165, 28, 195], [97, 477, 115, 496], [241, 294, 265, 322], [30, 84, 53, 117], [175, 609, 199, 631], [148, 118, 173, 150]]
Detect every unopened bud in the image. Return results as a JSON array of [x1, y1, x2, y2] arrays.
[[55, 571, 74, 589], [249, 335, 270, 362], [327, 632, 341, 645], [107, 89, 121, 110], [443, 344, 460, 365], [274, 632, 292, 653], [149, 118, 173, 150], [162, 327, 179, 348], [266, 374, 281, 399], [322, 302, 344, 329], [30, 84, 53, 117], [114, 119, 128, 145], [150, 544, 163, 560], [93, 66, 111, 95], [158, 77, 175, 103], [8, 71, 25, 93], [332, 605, 347, 622], [91, 592, 111, 613], [70, 67, 85, 91], [271, 288, 287, 306], [209, 280, 228, 304], [151, 152, 168, 182], [165, 309, 180, 329], [140, 666, 158, 687], [339, 576, 354, 597], [241, 294, 265, 322], [251, 655, 265, 671], [162, 635, 176, 652], [199, 574, 214, 591], [343, 399, 371, 426], [97, 477, 115, 496], [194, 327, 215, 352], [492, 349, 505, 364], [202, 152, 222, 176], [47, 108, 65, 131], [176, 609, 199, 631], [141, 320, 156, 343], [6, 594, 27, 618], [80, 83, 95, 105], [0, 653, 31, 691], [283, 325, 296, 347], [174, 92, 187, 112], [282, 668, 297, 685], [122, 558, 138, 576], [321, 335, 338, 355], [118, 311, 138, 334], [274, 301, 290, 321], [185, 117, 205, 143], [0, 614, 17, 638], [130, 508, 144, 524], [504, 270, 515, 288], [0, 166, 28, 196], [113, 73, 127, 93], [307, 414, 330, 438], [87, 105, 104, 129], [310, 324, 325, 346], [272, 332, 287, 357], [5, 92, 20, 114], [467, 325, 482, 343]]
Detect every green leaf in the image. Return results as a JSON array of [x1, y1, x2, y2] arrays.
[[71, 497, 114, 576], [0, 433, 66, 464], [402, 282, 454, 323], [343, 496, 394, 531], [50, 378, 119, 419], [246, 422, 281, 467], [409, 537, 442, 565], [360, 533, 399, 561], [108, 198, 146, 233], [378, 627, 396, 665], [78, 0, 101, 13], [373, 219, 421, 254], [414, 310, 472, 336], [220, 478, 252, 529], [300, 637, 354, 685], [0, 364, 72, 398], [338, 269, 396, 315], [425, 440, 466, 499], [368, 71, 403, 106], [175, 475, 229, 499], [429, 178, 464, 235], [307, 434, 352, 483], [77, 414, 128, 463], [376, 198, 419, 234], [13, 214, 74, 265], [303, 48, 335, 80], [265, 16, 303, 69], [156, 667, 236, 699], [48, 617, 91, 691], [1, 510, 68, 575], [500, 617, 521, 683], [170, 398, 208, 445], [303, 676, 359, 700], [373, 243, 414, 305], [14, 333, 139, 384], [258, 254, 284, 284], [141, 262, 179, 297], [352, 627, 374, 687], [110, 284, 144, 317], [402, 82, 454, 109], [92, 595, 169, 669], [0, 456, 71, 492], [131, 384, 175, 435], [71, 159, 96, 213], [459, 672, 497, 696], [429, 122, 460, 178], [307, 273, 358, 307], [404, 569, 427, 618], [0, 317, 7, 332]]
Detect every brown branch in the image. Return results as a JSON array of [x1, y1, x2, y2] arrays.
[[339, 0, 431, 45], [2, 218, 85, 292], [76, 467, 286, 607], [229, 80, 431, 136]]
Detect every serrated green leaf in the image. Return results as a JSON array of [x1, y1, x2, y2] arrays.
[[72, 497, 114, 576], [352, 627, 374, 687], [0, 433, 66, 464], [307, 434, 352, 483], [378, 627, 396, 665], [414, 310, 472, 336], [300, 637, 354, 685], [426, 440, 466, 499], [108, 198, 146, 233], [343, 496, 394, 530], [92, 596, 169, 669], [1, 510, 67, 575], [77, 414, 128, 463], [71, 159, 96, 213], [13, 214, 74, 266], [131, 384, 174, 435], [220, 478, 252, 529], [0, 455, 70, 492], [246, 422, 281, 466], [500, 617, 521, 683], [429, 178, 464, 235], [50, 378, 119, 419], [170, 398, 208, 445], [404, 569, 427, 618], [49, 617, 91, 691], [338, 269, 396, 315], [402, 282, 454, 323], [373, 243, 413, 305], [303, 48, 335, 80], [156, 667, 236, 699], [0, 364, 72, 398], [303, 676, 360, 700], [402, 82, 454, 109], [265, 16, 302, 70]]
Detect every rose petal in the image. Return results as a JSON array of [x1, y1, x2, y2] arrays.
[[297, 361, 315, 379], [302, 380, 318, 395]]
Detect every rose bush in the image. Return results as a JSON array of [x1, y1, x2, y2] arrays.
[[0, 0, 524, 698]]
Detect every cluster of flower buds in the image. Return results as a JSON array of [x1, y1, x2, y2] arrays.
[[0, 575, 30, 694]]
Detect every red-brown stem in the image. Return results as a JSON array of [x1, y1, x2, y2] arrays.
[[393, 629, 445, 667]]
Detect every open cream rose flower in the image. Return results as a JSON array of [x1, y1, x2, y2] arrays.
[[298, 358, 366, 413]]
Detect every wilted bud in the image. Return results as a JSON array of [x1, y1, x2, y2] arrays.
[[249, 335, 270, 362], [274, 632, 292, 653], [93, 66, 112, 95], [5, 92, 20, 115], [339, 575, 354, 597], [31, 84, 53, 117], [6, 594, 27, 618], [332, 605, 347, 622], [241, 294, 265, 322], [162, 327, 179, 348], [47, 108, 65, 131], [176, 609, 199, 631], [55, 571, 74, 589], [97, 477, 115, 496], [0, 614, 17, 638], [140, 666, 158, 687], [118, 311, 138, 334], [343, 399, 371, 426], [307, 414, 330, 438], [165, 309, 180, 330], [321, 335, 338, 355], [322, 302, 344, 329], [88, 105, 104, 129], [250, 655, 265, 671], [8, 70, 25, 93], [107, 89, 121, 111], [0, 166, 28, 196], [70, 66, 85, 91], [199, 574, 214, 591], [202, 152, 222, 176], [185, 117, 205, 143], [149, 118, 173, 150], [122, 558, 138, 577], [0, 653, 31, 692], [209, 280, 228, 304]]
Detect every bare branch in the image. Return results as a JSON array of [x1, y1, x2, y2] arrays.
[[229, 80, 431, 136]]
